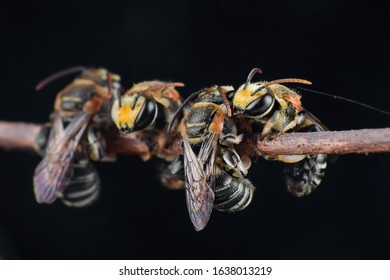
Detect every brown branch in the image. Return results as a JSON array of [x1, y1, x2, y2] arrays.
[[0, 121, 150, 155], [0, 122, 42, 151], [256, 128, 390, 155], [0, 121, 390, 156]]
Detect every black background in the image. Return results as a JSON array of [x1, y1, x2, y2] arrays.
[[0, 0, 390, 259]]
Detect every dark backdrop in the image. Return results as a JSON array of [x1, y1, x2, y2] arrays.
[[0, 0, 389, 259]]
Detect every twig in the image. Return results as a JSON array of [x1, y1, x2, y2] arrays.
[[0, 121, 389, 156], [0, 121, 149, 155], [256, 128, 390, 155], [0, 122, 42, 151]]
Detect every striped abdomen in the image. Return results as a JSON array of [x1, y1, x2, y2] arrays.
[[284, 123, 328, 197], [284, 153, 327, 197], [59, 158, 100, 207], [214, 169, 255, 212]]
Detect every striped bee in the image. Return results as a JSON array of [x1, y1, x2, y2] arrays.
[[110, 80, 185, 188], [34, 67, 121, 207], [169, 86, 255, 231], [232, 68, 328, 197], [111, 81, 183, 135]]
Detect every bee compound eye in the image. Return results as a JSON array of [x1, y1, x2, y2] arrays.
[[133, 99, 157, 131], [225, 90, 236, 101], [245, 93, 274, 117]]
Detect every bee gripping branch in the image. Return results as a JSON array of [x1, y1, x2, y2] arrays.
[[0, 121, 390, 156]]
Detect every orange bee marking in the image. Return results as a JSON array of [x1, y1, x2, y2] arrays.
[[208, 112, 224, 134], [284, 94, 304, 111]]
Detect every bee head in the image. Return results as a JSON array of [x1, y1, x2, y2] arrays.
[[111, 93, 158, 135], [233, 68, 311, 119], [232, 68, 273, 118], [233, 81, 275, 119]]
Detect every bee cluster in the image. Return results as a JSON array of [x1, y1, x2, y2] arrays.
[[34, 67, 328, 231]]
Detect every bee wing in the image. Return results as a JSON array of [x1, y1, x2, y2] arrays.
[[33, 112, 91, 204], [301, 108, 336, 161], [302, 108, 329, 131], [304, 107, 339, 163], [183, 132, 218, 231]]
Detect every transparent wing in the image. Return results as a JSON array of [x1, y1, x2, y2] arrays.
[[302, 107, 329, 131], [302, 107, 338, 160], [33, 112, 91, 204], [183, 132, 218, 231]]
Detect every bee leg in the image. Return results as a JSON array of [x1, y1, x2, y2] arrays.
[[259, 110, 307, 160], [34, 123, 52, 157], [169, 155, 184, 175], [284, 124, 328, 197], [221, 146, 250, 175], [258, 111, 306, 161], [86, 126, 106, 161], [261, 111, 306, 140], [158, 156, 185, 190], [219, 133, 244, 145]]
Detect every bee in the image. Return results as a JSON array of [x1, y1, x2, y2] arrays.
[[33, 67, 121, 207], [169, 86, 255, 231], [110, 80, 185, 188], [232, 68, 328, 197]]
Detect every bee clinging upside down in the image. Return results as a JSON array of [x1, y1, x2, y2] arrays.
[[169, 86, 255, 231], [34, 67, 121, 207], [110, 81, 185, 189], [232, 68, 328, 197]]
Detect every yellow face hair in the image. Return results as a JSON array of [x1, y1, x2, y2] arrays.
[[233, 82, 268, 111], [111, 94, 145, 132]]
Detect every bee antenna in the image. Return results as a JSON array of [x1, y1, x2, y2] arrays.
[[166, 89, 202, 133], [252, 78, 312, 96], [264, 78, 312, 88], [106, 71, 113, 99], [245, 68, 263, 89], [35, 66, 86, 91], [217, 86, 232, 117], [247, 68, 263, 83], [297, 87, 390, 116]]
